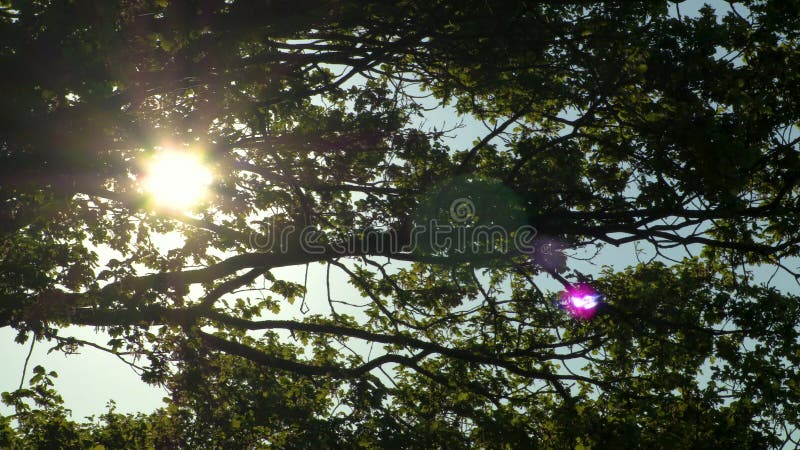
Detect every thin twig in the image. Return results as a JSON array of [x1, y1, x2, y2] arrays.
[[18, 336, 35, 390]]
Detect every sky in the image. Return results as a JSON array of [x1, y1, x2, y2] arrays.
[[4, 0, 795, 422]]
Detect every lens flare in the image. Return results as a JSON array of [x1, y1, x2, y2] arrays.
[[560, 283, 602, 320]]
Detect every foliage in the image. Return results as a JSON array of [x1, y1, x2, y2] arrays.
[[1, 0, 800, 448]]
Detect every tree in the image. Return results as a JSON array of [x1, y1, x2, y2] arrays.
[[2, 0, 800, 447]]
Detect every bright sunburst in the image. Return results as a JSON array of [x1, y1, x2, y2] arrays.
[[141, 150, 213, 211]]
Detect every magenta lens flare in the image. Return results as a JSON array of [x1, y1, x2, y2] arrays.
[[560, 283, 602, 320]]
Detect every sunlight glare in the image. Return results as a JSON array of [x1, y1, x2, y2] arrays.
[[142, 150, 213, 211]]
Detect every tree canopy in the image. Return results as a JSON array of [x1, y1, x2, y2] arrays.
[[2, 0, 800, 448]]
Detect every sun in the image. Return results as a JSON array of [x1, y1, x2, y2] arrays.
[[141, 150, 213, 211]]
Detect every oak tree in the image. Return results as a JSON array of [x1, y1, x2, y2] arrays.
[[2, 0, 800, 447]]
